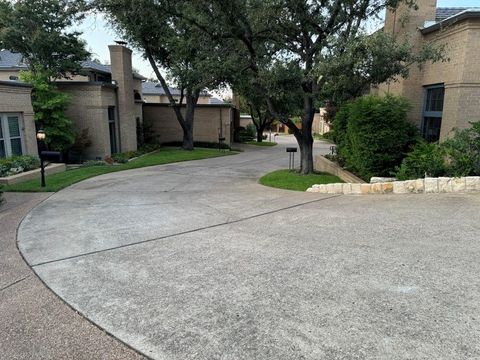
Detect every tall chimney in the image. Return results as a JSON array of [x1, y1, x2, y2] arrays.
[[109, 43, 137, 152]]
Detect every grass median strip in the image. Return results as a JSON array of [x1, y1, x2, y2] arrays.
[[259, 169, 342, 191], [3, 148, 237, 193]]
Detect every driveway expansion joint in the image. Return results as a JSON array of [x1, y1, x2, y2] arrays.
[[30, 194, 341, 268]]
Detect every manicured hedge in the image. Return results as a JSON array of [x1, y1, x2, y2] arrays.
[[333, 95, 418, 181]]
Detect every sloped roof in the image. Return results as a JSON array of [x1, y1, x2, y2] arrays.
[[423, 8, 480, 34], [142, 81, 210, 97], [436, 8, 469, 21], [0, 49, 145, 79], [142, 81, 182, 95], [209, 97, 225, 104], [81, 59, 113, 74], [0, 50, 27, 69]]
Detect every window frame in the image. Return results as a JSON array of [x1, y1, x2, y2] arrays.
[[421, 84, 445, 142], [0, 113, 25, 158]]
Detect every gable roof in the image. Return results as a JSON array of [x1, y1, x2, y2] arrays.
[[141, 81, 210, 97], [0, 50, 145, 80]]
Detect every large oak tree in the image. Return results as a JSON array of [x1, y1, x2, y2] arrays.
[[184, 0, 443, 173]]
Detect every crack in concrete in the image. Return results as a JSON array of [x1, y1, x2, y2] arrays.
[[0, 276, 30, 293], [30, 194, 341, 268]]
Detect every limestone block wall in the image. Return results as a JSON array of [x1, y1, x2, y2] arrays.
[[314, 156, 365, 183], [0, 81, 38, 157], [307, 177, 480, 195], [143, 104, 232, 145]]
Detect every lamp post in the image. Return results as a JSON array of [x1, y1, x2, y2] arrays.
[[36, 129, 46, 187]]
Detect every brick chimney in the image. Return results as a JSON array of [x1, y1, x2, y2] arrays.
[[109, 43, 137, 152], [384, 0, 437, 40]]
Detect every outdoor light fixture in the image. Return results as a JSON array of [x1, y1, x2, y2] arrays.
[[36, 129, 46, 141]]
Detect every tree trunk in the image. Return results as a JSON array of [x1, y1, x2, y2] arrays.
[[182, 91, 198, 150], [298, 134, 314, 174], [298, 88, 315, 174], [256, 125, 265, 142]]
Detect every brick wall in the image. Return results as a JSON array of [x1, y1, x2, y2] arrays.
[[57, 82, 117, 160], [143, 104, 232, 145], [378, 1, 480, 140], [0, 81, 38, 157]]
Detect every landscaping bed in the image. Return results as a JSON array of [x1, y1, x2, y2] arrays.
[[3, 147, 237, 192], [245, 141, 277, 147], [259, 169, 342, 192]]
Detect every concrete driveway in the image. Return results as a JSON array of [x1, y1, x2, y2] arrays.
[[18, 136, 480, 359]]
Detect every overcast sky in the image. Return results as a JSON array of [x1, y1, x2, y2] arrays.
[[77, 0, 480, 82]]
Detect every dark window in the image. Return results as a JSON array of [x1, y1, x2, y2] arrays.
[[425, 87, 445, 112], [0, 121, 5, 158], [108, 106, 115, 121], [9, 75, 19, 81], [422, 85, 445, 142], [108, 106, 117, 154]]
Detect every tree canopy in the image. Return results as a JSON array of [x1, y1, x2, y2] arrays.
[[98, 0, 235, 149], [0, 0, 90, 78], [181, 0, 444, 173]]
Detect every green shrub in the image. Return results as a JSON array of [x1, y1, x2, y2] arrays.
[[111, 153, 129, 163], [322, 131, 334, 141], [238, 124, 256, 142], [334, 95, 418, 181], [161, 141, 230, 150], [80, 160, 107, 168], [395, 142, 446, 180], [443, 121, 480, 177], [0, 155, 40, 177]]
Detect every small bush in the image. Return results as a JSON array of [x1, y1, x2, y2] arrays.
[[334, 95, 418, 181], [322, 131, 334, 141], [395, 142, 446, 180], [111, 153, 129, 163], [80, 160, 107, 168], [443, 122, 480, 177], [161, 141, 230, 150], [0, 155, 40, 177], [239, 124, 256, 142]]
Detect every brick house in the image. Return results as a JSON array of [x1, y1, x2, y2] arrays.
[[378, 0, 480, 142], [0, 44, 235, 160]]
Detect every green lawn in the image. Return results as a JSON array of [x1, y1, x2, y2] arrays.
[[4, 148, 236, 192], [245, 141, 277, 146], [259, 169, 342, 191]]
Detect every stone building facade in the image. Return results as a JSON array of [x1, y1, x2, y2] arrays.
[[378, 0, 480, 142], [0, 44, 236, 161], [0, 81, 38, 158]]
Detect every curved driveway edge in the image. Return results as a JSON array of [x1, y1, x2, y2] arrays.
[[16, 138, 480, 359], [0, 192, 146, 359]]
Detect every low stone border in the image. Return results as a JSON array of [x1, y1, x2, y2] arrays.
[[307, 176, 480, 195], [0, 163, 66, 185]]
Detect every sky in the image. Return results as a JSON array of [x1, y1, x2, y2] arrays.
[[77, 0, 480, 82]]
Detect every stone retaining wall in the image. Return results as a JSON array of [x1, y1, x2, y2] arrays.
[[307, 176, 480, 195], [314, 155, 365, 183], [0, 163, 66, 185]]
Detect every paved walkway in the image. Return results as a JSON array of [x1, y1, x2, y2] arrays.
[[0, 192, 145, 359], [16, 137, 480, 359]]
